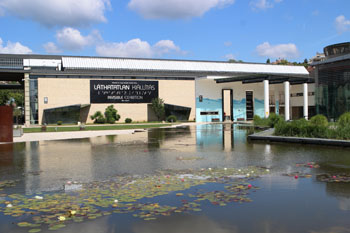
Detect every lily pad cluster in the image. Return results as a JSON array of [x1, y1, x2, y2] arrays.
[[296, 162, 320, 169], [0, 167, 268, 232], [0, 179, 19, 191], [317, 174, 350, 183], [282, 172, 313, 179]]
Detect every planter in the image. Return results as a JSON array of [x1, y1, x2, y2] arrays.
[[0, 106, 13, 142], [13, 127, 23, 137]]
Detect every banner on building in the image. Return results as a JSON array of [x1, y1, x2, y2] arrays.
[[90, 80, 159, 103]]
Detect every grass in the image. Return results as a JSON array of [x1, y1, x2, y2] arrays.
[[23, 124, 174, 133]]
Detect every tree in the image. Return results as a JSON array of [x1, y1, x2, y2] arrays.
[[151, 98, 165, 121], [104, 105, 120, 124], [266, 58, 270, 64]]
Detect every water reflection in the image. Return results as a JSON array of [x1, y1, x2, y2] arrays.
[[132, 215, 237, 233], [1, 124, 350, 232], [0, 124, 350, 200]]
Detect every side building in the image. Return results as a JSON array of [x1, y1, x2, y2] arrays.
[[0, 54, 314, 125], [312, 42, 350, 120]]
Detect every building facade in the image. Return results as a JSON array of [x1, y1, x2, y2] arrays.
[[0, 54, 313, 125], [312, 42, 350, 120]]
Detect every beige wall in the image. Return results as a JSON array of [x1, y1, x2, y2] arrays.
[[38, 78, 195, 125]]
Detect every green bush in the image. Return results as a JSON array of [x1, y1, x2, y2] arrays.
[[338, 112, 350, 128], [90, 111, 106, 124], [268, 113, 284, 128], [104, 105, 120, 124], [274, 113, 350, 140], [57, 121, 62, 125], [310, 114, 328, 127], [125, 118, 132, 124], [253, 115, 269, 127], [166, 115, 177, 122]]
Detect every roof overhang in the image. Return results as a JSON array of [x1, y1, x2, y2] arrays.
[[206, 73, 313, 85]]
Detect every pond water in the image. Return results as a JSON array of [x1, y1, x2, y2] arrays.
[[1, 124, 350, 233]]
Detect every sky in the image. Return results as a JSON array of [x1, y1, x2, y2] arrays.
[[0, 0, 349, 63]]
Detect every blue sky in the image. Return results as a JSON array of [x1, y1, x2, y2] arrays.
[[0, 0, 349, 63]]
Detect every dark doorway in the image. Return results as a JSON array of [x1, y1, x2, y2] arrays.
[[222, 89, 233, 121], [246, 91, 254, 120]]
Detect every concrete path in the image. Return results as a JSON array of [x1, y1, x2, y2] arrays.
[[11, 122, 207, 143], [13, 129, 139, 143]]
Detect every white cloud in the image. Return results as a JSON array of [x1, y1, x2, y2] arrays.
[[43, 42, 62, 54], [224, 54, 235, 60], [56, 27, 101, 51], [0, 38, 32, 54], [96, 38, 185, 58], [0, 0, 110, 27], [256, 42, 300, 59], [128, 0, 235, 19], [224, 41, 232, 47], [335, 15, 350, 34], [250, 0, 281, 11]]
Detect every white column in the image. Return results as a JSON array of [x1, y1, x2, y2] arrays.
[[303, 83, 308, 120], [264, 79, 269, 118], [284, 81, 290, 121], [24, 73, 31, 127]]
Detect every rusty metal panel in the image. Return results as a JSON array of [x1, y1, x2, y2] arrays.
[[0, 106, 13, 143]]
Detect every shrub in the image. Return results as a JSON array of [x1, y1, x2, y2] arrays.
[[57, 121, 62, 125], [268, 113, 284, 128], [125, 118, 132, 124], [90, 111, 106, 124], [310, 114, 328, 127], [338, 112, 350, 128], [104, 105, 120, 124], [253, 115, 269, 127], [166, 115, 177, 123], [151, 98, 165, 121]]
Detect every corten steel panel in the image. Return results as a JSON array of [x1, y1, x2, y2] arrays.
[[0, 106, 13, 142]]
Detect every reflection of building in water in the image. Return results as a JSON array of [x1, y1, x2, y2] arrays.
[[325, 182, 350, 211], [24, 140, 94, 194], [133, 214, 237, 233], [149, 126, 196, 152], [196, 124, 235, 151], [223, 124, 234, 151]]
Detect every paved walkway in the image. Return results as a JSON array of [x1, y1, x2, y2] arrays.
[[11, 122, 204, 143], [13, 129, 139, 143]]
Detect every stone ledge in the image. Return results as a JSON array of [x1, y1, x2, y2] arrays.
[[248, 129, 350, 147]]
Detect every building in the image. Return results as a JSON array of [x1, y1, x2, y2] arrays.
[[309, 52, 326, 64], [312, 42, 350, 120], [0, 54, 314, 126]]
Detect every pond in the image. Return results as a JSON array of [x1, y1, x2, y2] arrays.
[[1, 124, 350, 233]]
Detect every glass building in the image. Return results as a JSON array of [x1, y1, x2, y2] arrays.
[[313, 42, 350, 121]]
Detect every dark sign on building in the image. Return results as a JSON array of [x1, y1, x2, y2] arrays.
[[90, 80, 159, 103]]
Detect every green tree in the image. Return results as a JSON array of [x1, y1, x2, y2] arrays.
[[151, 98, 165, 121], [0, 90, 24, 106], [104, 105, 120, 124], [266, 58, 270, 64]]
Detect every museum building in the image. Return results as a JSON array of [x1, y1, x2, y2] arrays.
[[0, 54, 313, 126], [312, 42, 350, 121]]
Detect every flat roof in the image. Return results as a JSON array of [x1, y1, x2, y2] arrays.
[[0, 53, 310, 80]]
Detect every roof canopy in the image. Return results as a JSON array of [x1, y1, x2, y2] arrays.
[[0, 54, 311, 83], [62, 57, 310, 78]]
